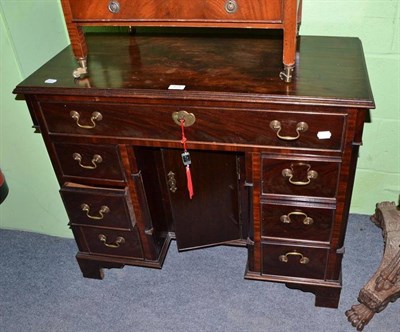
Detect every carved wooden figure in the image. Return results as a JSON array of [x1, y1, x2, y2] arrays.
[[346, 201, 400, 331]]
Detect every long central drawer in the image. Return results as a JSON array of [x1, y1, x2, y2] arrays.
[[39, 102, 346, 151]]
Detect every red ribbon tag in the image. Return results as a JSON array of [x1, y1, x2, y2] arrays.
[[180, 119, 194, 199], [186, 165, 194, 199]]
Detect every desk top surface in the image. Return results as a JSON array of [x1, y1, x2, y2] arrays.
[[15, 31, 374, 108]]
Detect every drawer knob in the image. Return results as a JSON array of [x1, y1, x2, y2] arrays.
[[70, 111, 103, 129], [280, 211, 314, 225], [72, 153, 103, 170], [172, 110, 196, 127], [282, 163, 318, 186], [279, 251, 310, 264], [167, 171, 178, 193], [225, 0, 238, 13], [81, 203, 110, 220], [270, 120, 308, 141], [108, 1, 120, 13], [98, 234, 125, 248]]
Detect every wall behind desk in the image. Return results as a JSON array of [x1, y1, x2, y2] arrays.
[[1, 0, 399, 238]]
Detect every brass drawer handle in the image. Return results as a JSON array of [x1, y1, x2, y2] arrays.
[[81, 203, 110, 220], [279, 251, 310, 264], [225, 0, 238, 13], [167, 171, 177, 193], [280, 211, 314, 225], [98, 234, 125, 248], [72, 153, 103, 170], [282, 163, 318, 186], [270, 120, 308, 141], [70, 110, 103, 129], [108, 0, 120, 13]]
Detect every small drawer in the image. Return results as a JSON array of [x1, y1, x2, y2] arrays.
[[261, 202, 335, 243], [41, 102, 346, 151], [262, 243, 328, 279], [60, 183, 135, 229], [53, 143, 125, 182], [78, 227, 143, 259], [68, 0, 283, 23], [262, 156, 340, 198]]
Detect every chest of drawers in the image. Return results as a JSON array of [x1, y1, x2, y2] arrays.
[[60, 0, 302, 81], [14, 32, 374, 308]]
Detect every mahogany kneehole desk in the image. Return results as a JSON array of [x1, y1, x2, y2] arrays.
[[14, 32, 375, 308]]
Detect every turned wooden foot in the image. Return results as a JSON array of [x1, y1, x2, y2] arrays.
[[346, 201, 400, 331]]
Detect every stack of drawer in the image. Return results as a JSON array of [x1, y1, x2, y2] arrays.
[[61, 183, 143, 260], [244, 108, 351, 307], [260, 153, 340, 280], [36, 100, 171, 273]]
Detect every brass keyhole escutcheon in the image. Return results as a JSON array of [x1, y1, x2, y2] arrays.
[[172, 110, 196, 127]]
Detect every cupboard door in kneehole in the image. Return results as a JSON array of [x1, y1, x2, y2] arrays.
[[162, 149, 245, 250]]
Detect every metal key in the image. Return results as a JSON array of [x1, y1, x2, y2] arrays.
[[181, 151, 191, 166]]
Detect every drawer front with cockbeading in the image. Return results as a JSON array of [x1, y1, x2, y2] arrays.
[[73, 227, 144, 259], [261, 243, 328, 280], [261, 201, 335, 243], [261, 155, 341, 200], [53, 142, 126, 184], [40, 102, 347, 152], [60, 183, 136, 230], [68, 0, 283, 23]]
